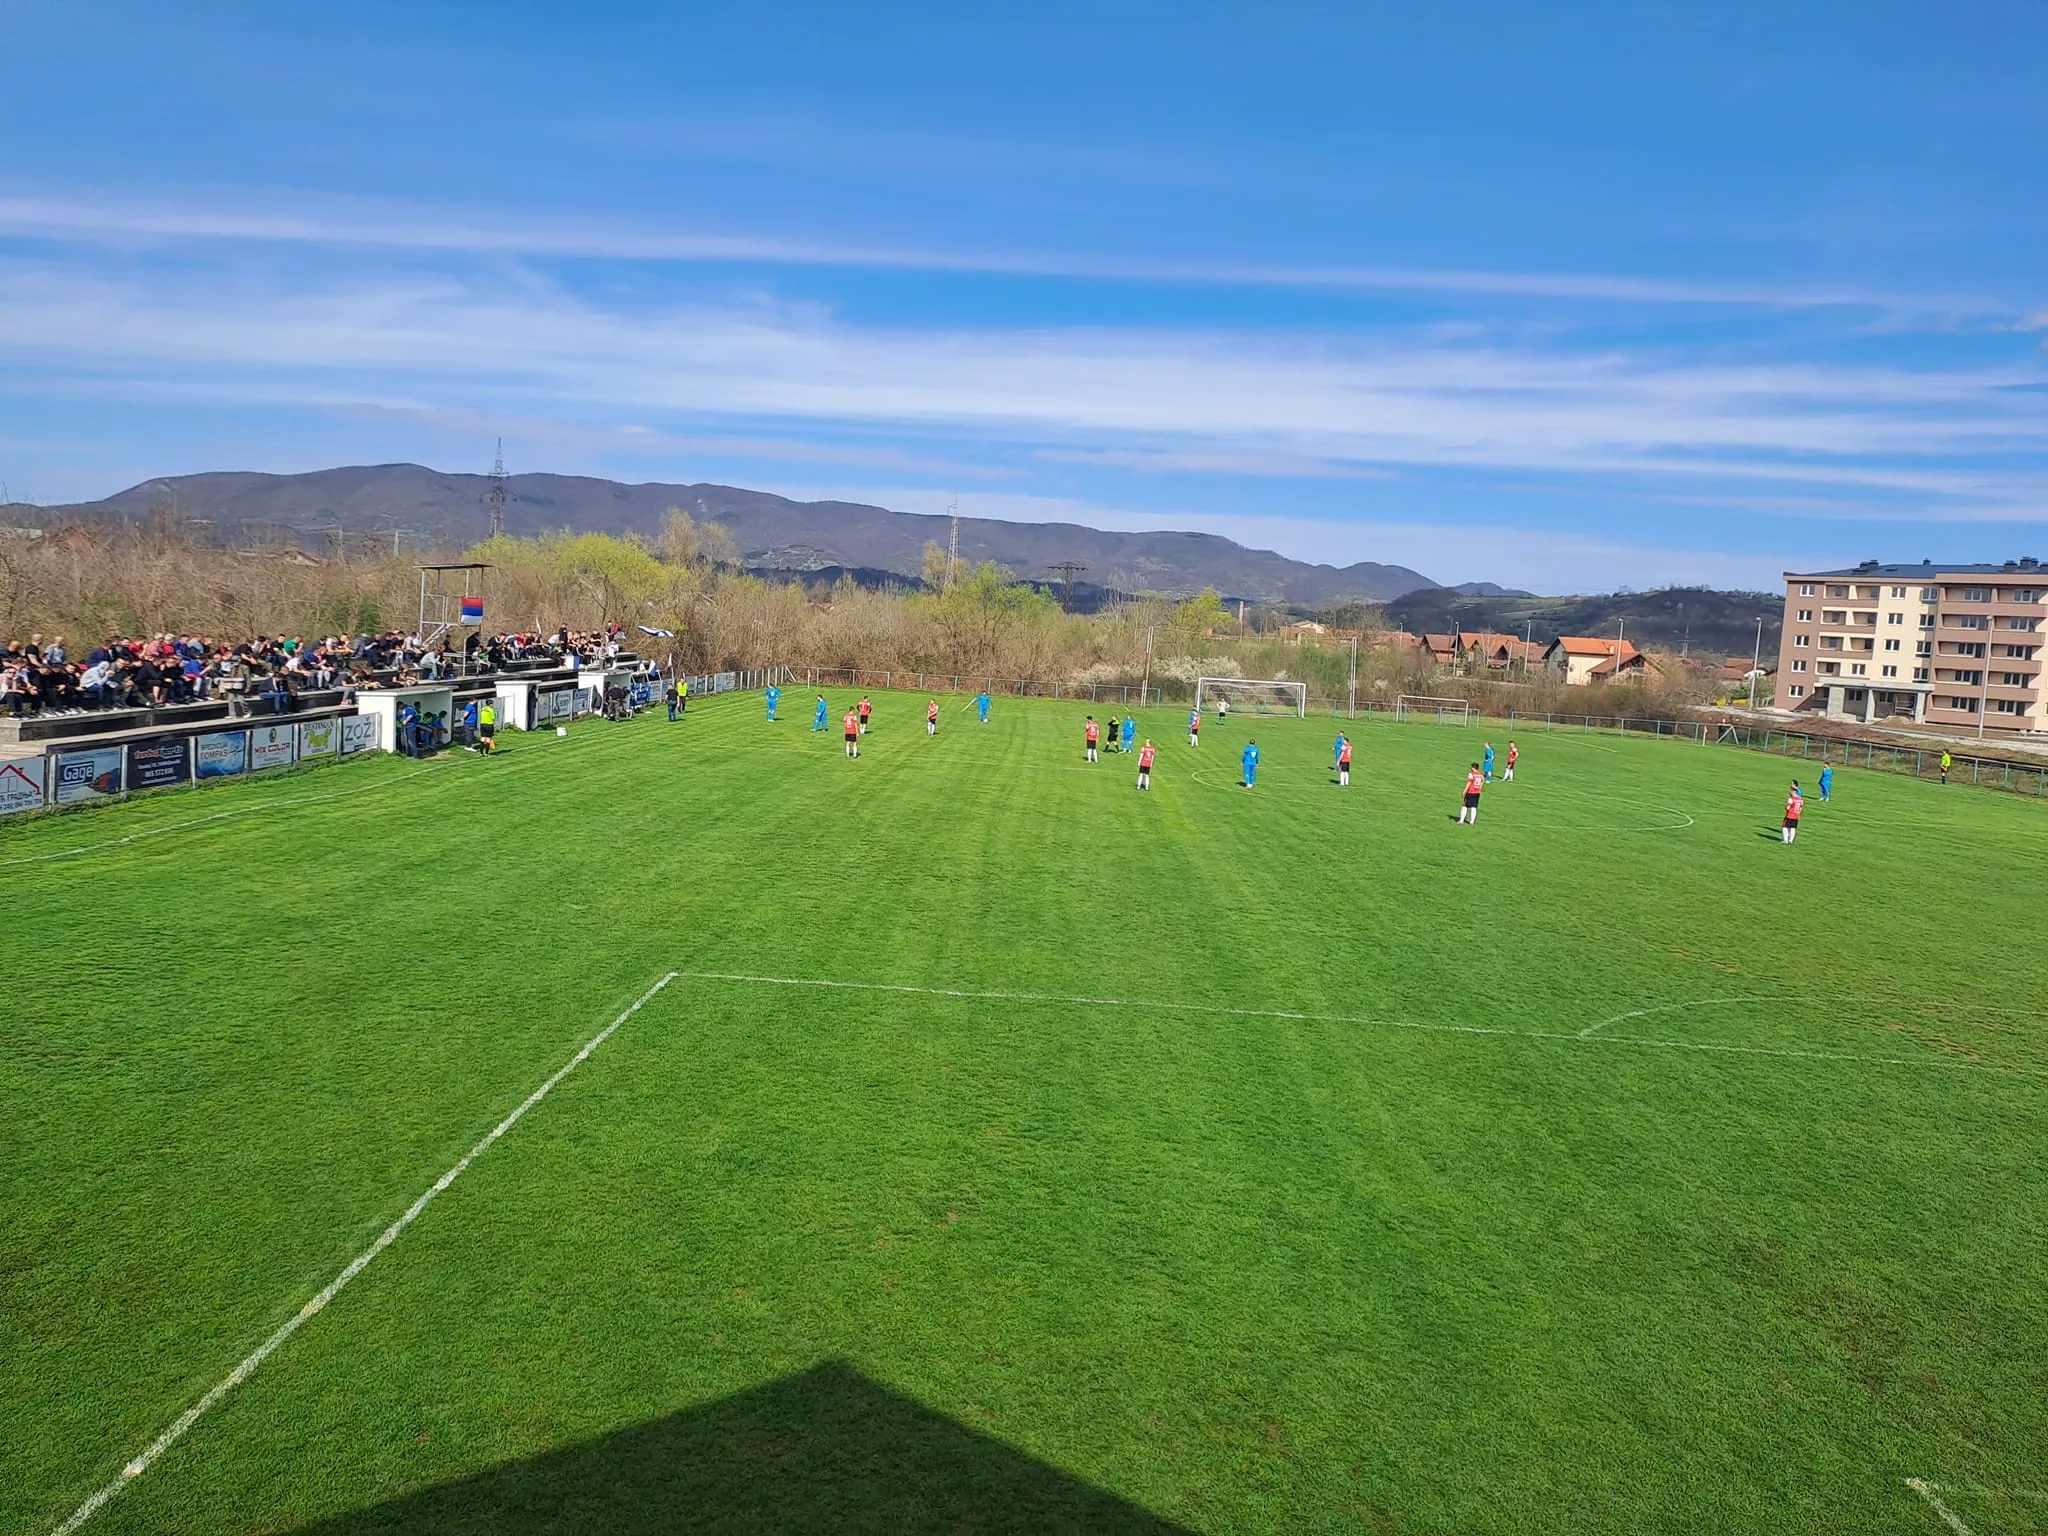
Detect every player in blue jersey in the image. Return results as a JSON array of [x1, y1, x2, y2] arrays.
[[1819, 765, 1833, 802], [1188, 707, 1201, 747], [1482, 741, 1496, 782], [765, 684, 780, 721], [813, 694, 829, 731], [1121, 714, 1135, 754], [1241, 738, 1259, 789], [976, 690, 991, 723]]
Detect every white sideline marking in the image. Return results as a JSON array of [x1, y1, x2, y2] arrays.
[[1, 718, 637, 870], [674, 972, 2042, 1080], [1580, 995, 1785, 1038], [49, 971, 679, 1536], [0, 764, 449, 868], [1907, 1479, 1977, 1534]]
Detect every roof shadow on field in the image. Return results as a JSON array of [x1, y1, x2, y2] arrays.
[[287, 1359, 1197, 1535]]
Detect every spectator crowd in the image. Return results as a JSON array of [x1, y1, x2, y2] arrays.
[[0, 625, 635, 718]]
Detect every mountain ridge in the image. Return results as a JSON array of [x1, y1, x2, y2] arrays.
[[25, 463, 1441, 604]]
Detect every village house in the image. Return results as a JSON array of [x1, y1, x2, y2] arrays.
[[1542, 636, 1646, 685], [1456, 630, 1546, 671]]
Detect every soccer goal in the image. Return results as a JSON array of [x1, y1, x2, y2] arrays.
[[1396, 694, 1473, 725], [1195, 677, 1307, 718]]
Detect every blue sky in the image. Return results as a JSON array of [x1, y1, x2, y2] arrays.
[[1, 0, 2044, 591]]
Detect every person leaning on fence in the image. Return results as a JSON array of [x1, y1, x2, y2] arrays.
[[397, 699, 419, 757], [1940, 750, 1951, 785]]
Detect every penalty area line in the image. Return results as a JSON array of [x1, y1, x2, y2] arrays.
[[1906, 1479, 1977, 1535], [49, 970, 679, 1536], [674, 972, 2038, 1080], [1579, 995, 1787, 1038]]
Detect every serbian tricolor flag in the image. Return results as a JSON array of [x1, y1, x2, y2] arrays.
[[460, 597, 485, 625]]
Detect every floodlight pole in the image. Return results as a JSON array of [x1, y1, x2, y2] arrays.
[[1348, 635, 1357, 718], [1749, 616, 1763, 710], [1142, 624, 1155, 707]]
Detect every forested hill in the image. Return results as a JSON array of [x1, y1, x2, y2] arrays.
[[1382, 586, 1781, 657], [34, 464, 1438, 605]]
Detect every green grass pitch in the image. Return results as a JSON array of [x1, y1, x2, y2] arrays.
[[4, 690, 2046, 1535]]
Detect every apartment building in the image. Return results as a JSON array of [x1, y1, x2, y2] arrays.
[[1776, 559, 2047, 733]]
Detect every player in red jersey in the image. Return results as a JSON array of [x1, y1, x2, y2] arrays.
[[1458, 761, 1484, 825], [1781, 780, 1803, 843], [926, 699, 939, 736], [844, 710, 861, 758], [1136, 738, 1156, 790], [1504, 740, 1518, 781], [1084, 715, 1100, 762], [1337, 733, 1352, 787], [858, 695, 872, 734]]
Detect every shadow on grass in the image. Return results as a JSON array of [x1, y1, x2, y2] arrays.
[[287, 1359, 1194, 1535]]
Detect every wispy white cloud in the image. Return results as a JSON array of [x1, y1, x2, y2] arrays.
[[1, 258, 2040, 512], [0, 191, 2013, 316]]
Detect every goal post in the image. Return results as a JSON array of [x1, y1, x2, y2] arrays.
[[1195, 677, 1307, 718], [1396, 694, 1473, 725]]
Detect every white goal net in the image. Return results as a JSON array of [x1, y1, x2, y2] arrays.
[[1195, 677, 1307, 718], [1396, 694, 1473, 725]]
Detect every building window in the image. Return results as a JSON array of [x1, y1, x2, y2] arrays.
[[1794, 634, 1810, 647], [1828, 585, 1850, 597], [1954, 615, 1989, 630], [1890, 586, 1906, 598], [1953, 642, 1986, 658], [1787, 684, 1805, 698], [1799, 583, 1816, 596], [1850, 663, 1866, 676], [1913, 667, 1929, 681], [2001, 671, 2029, 686], [1819, 662, 1840, 675], [1792, 659, 1807, 673], [1883, 638, 1900, 651], [1881, 665, 1897, 678], [2013, 589, 2041, 603], [2001, 616, 2040, 631], [1822, 609, 1847, 624], [1950, 670, 1984, 685], [2002, 644, 2038, 660], [1821, 635, 1842, 649], [1796, 608, 1812, 622], [1954, 586, 1992, 602], [1915, 640, 1932, 656], [1852, 638, 1874, 651], [1886, 612, 1903, 625], [1919, 613, 1935, 628], [1995, 698, 2025, 714], [1947, 696, 1980, 712]]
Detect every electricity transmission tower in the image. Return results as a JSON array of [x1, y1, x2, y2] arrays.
[[482, 438, 513, 537], [1049, 561, 1088, 612], [946, 498, 960, 591]]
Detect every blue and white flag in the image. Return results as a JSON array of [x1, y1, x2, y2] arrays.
[[637, 625, 675, 637]]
